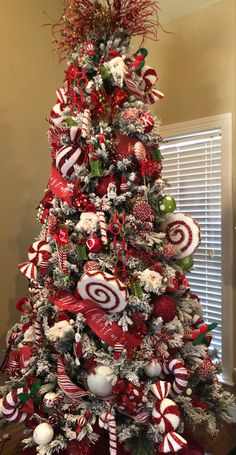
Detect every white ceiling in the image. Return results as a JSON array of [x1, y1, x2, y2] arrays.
[[158, 0, 223, 24]]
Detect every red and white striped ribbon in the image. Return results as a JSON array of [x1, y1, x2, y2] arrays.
[[99, 412, 117, 455]]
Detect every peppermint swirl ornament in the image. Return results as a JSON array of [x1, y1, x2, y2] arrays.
[[28, 241, 52, 266], [77, 271, 128, 313], [152, 398, 180, 433], [164, 213, 201, 259]]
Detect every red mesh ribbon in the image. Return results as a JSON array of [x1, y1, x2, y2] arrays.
[[52, 0, 160, 60]]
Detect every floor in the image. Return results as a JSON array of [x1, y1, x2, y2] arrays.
[[0, 422, 236, 455]]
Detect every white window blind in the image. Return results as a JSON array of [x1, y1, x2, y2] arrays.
[[160, 128, 223, 356]]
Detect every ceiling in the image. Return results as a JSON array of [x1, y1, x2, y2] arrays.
[[158, 0, 223, 24]]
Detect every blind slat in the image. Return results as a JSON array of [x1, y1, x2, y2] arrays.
[[161, 127, 222, 357]]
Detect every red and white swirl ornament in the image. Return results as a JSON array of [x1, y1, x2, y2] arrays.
[[159, 432, 187, 454], [18, 262, 37, 280], [77, 271, 128, 313], [163, 359, 189, 396], [57, 357, 88, 401], [56, 126, 86, 178], [28, 241, 52, 266], [51, 89, 67, 125], [18, 240, 52, 280], [150, 381, 171, 401], [2, 388, 29, 422], [164, 213, 201, 259], [99, 412, 117, 455], [152, 398, 180, 433]]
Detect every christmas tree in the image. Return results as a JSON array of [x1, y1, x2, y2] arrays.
[[0, 1, 233, 454]]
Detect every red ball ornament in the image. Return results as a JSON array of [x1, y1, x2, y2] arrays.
[[152, 295, 177, 323], [140, 112, 154, 133], [96, 175, 120, 198], [86, 237, 103, 253]]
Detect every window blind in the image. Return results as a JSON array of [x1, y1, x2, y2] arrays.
[[160, 128, 222, 356]]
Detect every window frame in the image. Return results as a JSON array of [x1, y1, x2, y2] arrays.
[[160, 113, 234, 385]]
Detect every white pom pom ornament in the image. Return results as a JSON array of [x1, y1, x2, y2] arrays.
[[144, 360, 162, 378], [87, 366, 117, 398], [33, 423, 54, 446]]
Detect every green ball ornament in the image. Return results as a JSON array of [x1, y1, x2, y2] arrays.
[[158, 195, 176, 214], [176, 256, 194, 271]]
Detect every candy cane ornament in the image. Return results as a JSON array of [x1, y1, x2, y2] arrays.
[[2, 388, 29, 423], [81, 109, 91, 138], [99, 412, 117, 455], [163, 359, 189, 396], [97, 211, 108, 245]]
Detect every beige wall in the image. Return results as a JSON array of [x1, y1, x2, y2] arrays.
[[0, 1, 64, 351]]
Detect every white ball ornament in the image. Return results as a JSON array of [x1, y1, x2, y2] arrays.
[[33, 423, 54, 446], [87, 366, 117, 398], [144, 360, 162, 378]]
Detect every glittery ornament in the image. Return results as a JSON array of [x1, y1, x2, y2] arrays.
[[134, 142, 146, 161], [84, 261, 100, 272], [152, 295, 177, 323], [158, 196, 176, 214], [120, 176, 129, 193], [197, 357, 215, 378], [133, 201, 154, 222], [86, 236, 103, 253], [139, 112, 154, 133], [162, 244, 176, 260]]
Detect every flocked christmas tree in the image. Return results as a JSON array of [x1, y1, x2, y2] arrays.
[[0, 1, 233, 454]]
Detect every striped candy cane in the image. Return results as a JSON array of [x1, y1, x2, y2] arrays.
[[34, 318, 42, 345], [81, 109, 91, 138], [99, 412, 117, 455], [97, 211, 108, 245], [163, 359, 189, 396], [57, 249, 68, 273]]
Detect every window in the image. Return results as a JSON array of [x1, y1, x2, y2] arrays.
[[160, 114, 233, 385]]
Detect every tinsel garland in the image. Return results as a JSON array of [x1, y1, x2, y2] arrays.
[[52, 0, 160, 59]]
